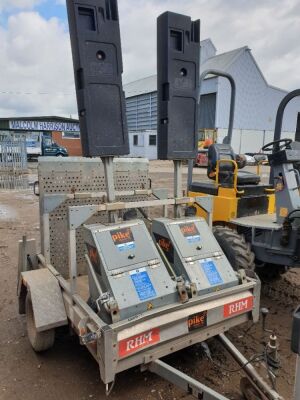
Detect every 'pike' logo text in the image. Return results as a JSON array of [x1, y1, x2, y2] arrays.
[[110, 227, 134, 245], [187, 311, 207, 331]]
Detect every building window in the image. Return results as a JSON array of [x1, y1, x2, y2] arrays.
[[133, 135, 138, 146], [149, 135, 156, 146], [62, 131, 80, 139]]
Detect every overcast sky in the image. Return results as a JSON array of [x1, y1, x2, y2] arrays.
[[0, 0, 299, 118]]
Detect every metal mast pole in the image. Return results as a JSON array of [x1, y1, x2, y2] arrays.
[[174, 160, 182, 218], [102, 156, 118, 223]]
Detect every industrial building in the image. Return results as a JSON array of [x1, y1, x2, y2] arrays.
[[124, 39, 300, 159], [0, 116, 82, 156]]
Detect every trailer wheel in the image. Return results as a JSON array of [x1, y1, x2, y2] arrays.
[[26, 293, 55, 352], [240, 377, 262, 400], [213, 226, 255, 271]]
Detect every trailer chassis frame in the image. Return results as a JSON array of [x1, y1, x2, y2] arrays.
[[20, 248, 282, 400], [18, 159, 283, 400]]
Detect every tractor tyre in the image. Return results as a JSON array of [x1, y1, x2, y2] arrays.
[[26, 293, 55, 352], [213, 226, 255, 271], [255, 263, 286, 282]]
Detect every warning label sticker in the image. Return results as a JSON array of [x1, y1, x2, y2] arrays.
[[154, 233, 174, 263], [179, 222, 200, 243], [200, 259, 223, 286], [130, 268, 157, 301], [110, 227, 136, 252], [86, 244, 100, 271]]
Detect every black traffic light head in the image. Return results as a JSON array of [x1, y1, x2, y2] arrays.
[[157, 11, 200, 160], [67, 0, 129, 157]]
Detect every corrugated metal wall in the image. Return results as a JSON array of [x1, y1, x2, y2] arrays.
[[217, 50, 300, 132], [126, 90, 216, 132], [199, 93, 216, 129], [126, 92, 157, 131]]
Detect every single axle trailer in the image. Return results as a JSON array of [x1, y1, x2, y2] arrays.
[[17, 157, 283, 400]]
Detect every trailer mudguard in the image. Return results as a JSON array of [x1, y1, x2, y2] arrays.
[[20, 269, 68, 332]]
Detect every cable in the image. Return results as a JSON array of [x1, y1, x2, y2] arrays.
[[240, 322, 256, 338], [210, 354, 265, 373], [201, 342, 280, 375], [265, 346, 281, 370], [200, 342, 265, 373], [264, 346, 280, 391]]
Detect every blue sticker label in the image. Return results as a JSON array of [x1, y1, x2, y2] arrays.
[[186, 235, 201, 244], [116, 242, 136, 252], [130, 269, 157, 301], [200, 260, 223, 286]]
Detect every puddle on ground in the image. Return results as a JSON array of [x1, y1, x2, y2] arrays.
[[0, 204, 16, 220], [15, 193, 35, 201]]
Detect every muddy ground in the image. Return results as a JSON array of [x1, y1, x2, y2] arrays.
[[0, 161, 298, 400]]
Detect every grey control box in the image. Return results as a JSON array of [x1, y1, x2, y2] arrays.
[[152, 217, 238, 296], [84, 220, 178, 320]]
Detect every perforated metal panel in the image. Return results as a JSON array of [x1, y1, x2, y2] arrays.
[[38, 157, 149, 278]]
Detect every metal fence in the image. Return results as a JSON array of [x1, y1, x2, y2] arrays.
[[0, 135, 29, 189], [217, 128, 297, 154]]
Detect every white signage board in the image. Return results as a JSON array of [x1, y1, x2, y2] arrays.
[[9, 120, 80, 133]]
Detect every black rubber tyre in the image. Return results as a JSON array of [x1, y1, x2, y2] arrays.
[[213, 226, 255, 271], [26, 293, 55, 352], [256, 263, 286, 282]]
